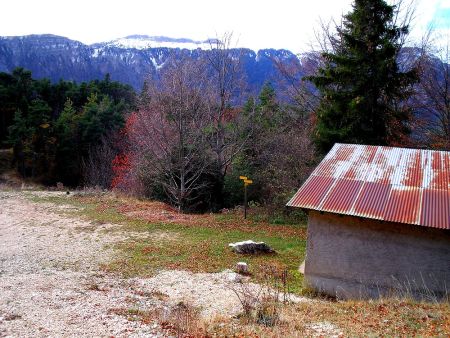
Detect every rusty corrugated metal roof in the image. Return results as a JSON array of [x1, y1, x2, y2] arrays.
[[287, 143, 450, 230]]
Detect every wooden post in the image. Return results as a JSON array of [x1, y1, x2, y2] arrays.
[[244, 183, 248, 219], [239, 176, 252, 220]]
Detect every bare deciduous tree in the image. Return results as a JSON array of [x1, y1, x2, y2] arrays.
[[412, 38, 450, 150], [252, 108, 316, 208], [205, 33, 250, 178], [82, 134, 118, 188], [274, 53, 321, 115], [129, 58, 212, 210]]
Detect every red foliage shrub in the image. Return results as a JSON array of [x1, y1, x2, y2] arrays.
[[111, 153, 131, 189]]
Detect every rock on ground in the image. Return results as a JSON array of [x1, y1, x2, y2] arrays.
[[229, 240, 275, 254]]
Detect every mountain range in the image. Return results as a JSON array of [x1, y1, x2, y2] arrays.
[[0, 34, 304, 93]]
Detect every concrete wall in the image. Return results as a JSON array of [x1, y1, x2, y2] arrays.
[[304, 211, 450, 300]]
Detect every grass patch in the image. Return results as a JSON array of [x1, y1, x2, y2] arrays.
[[28, 192, 307, 292]]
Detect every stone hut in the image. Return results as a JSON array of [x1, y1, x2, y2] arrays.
[[287, 143, 450, 300]]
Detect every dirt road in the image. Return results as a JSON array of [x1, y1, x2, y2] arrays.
[[0, 191, 166, 337]]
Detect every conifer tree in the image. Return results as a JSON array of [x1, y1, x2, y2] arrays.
[[55, 99, 80, 182], [309, 0, 417, 152]]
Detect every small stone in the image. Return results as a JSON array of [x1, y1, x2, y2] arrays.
[[226, 272, 243, 283], [236, 262, 248, 274]]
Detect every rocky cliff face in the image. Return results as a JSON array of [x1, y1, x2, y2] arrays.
[[0, 34, 304, 92]]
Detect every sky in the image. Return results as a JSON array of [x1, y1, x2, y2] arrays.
[[0, 0, 449, 53]]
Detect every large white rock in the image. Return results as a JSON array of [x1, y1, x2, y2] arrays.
[[228, 240, 275, 254]]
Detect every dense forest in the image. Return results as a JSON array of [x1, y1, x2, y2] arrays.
[[0, 69, 136, 185], [0, 63, 315, 212], [1, 0, 449, 213]]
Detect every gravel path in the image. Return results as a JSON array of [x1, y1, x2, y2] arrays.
[[0, 191, 163, 337], [1, 191, 311, 337]]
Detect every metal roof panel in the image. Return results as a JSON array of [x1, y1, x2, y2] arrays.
[[287, 176, 335, 209], [321, 179, 364, 213], [352, 182, 391, 219], [383, 187, 422, 225], [288, 144, 450, 230], [420, 189, 450, 229]]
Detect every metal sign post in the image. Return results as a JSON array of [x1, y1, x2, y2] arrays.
[[244, 182, 248, 219], [239, 176, 253, 219]]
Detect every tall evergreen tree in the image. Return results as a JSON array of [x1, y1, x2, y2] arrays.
[[309, 0, 417, 152], [55, 99, 81, 183]]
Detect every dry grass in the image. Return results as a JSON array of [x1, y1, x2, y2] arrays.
[[108, 298, 449, 337], [0, 149, 45, 190], [91, 194, 307, 239], [210, 298, 450, 337], [109, 301, 208, 337]]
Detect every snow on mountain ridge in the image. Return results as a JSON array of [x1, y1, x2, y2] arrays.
[[100, 35, 214, 50]]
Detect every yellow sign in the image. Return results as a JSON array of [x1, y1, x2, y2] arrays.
[[244, 182, 249, 186], [239, 176, 247, 180], [244, 179, 253, 184]]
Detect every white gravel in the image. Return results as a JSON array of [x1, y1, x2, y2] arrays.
[[307, 321, 343, 337], [136, 270, 309, 319], [0, 191, 162, 337], [135, 270, 252, 318]]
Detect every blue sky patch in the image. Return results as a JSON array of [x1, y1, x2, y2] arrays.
[[432, 7, 450, 28]]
